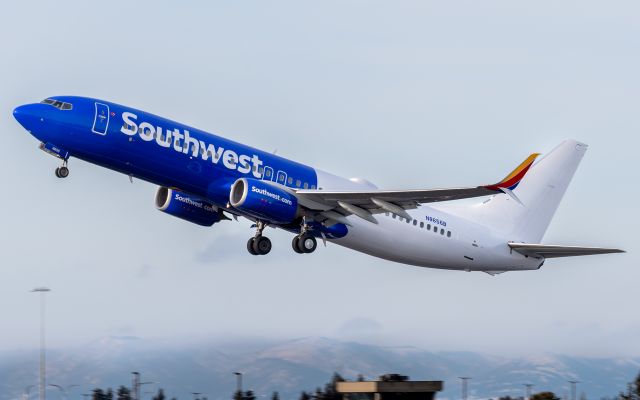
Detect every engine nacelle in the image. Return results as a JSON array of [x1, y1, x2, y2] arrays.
[[155, 187, 223, 226], [230, 178, 299, 224]]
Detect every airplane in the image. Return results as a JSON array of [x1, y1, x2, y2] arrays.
[[13, 96, 624, 273]]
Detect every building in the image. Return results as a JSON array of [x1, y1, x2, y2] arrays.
[[336, 374, 443, 400]]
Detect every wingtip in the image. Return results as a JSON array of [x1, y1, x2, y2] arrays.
[[483, 152, 540, 192]]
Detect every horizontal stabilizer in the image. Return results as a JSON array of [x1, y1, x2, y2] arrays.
[[508, 243, 625, 258]]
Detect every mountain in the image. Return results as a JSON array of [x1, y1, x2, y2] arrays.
[[0, 337, 637, 400]]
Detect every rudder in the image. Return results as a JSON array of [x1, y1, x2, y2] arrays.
[[458, 140, 588, 243]]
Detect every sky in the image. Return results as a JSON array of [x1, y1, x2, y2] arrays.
[[0, 1, 639, 358]]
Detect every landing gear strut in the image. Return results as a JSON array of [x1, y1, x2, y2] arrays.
[[54, 160, 69, 178], [247, 221, 272, 256]]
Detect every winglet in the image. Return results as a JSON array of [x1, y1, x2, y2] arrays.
[[484, 153, 540, 192]]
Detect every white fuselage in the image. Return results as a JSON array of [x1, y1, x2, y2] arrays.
[[315, 170, 543, 272]]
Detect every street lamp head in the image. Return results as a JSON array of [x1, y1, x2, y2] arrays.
[[31, 287, 51, 293], [234, 372, 242, 376]]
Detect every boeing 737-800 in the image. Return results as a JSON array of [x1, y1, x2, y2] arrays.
[[13, 96, 623, 273]]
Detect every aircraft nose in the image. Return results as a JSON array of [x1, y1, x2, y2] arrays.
[[13, 104, 41, 130]]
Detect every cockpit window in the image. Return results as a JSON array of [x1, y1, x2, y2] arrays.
[[40, 98, 73, 110]]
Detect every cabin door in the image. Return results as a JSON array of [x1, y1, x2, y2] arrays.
[[91, 102, 110, 135]]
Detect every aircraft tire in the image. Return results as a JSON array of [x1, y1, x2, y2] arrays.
[[58, 166, 69, 178], [247, 238, 258, 255], [298, 233, 317, 254], [54, 167, 60, 178], [253, 236, 272, 255], [292, 236, 303, 253]]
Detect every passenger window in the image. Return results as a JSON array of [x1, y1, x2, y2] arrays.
[[406, 218, 410, 223], [447, 231, 451, 238], [278, 175, 284, 183], [258, 167, 264, 174], [311, 185, 316, 189], [296, 179, 301, 187], [287, 177, 293, 185], [413, 220, 417, 226], [440, 228, 445, 235], [433, 226, 437, 232], [420, 222, 424, 228], [392, 214, 396, 219], [427, 224, 431, 230], [303, 182, 309, 189], [265, 170, 272, 177]]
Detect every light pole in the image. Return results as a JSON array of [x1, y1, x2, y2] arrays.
[[31, 287, 51, 400], [192, 392, 203, 400], [524, 384, 534, 400], [568, 381, 579, 400], [458, 377, 471, 400], [132, 372, 140, 400], [132, 372, 157, 400], [233, 372, 243, 396]]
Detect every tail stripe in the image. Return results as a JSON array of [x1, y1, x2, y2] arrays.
[[485, 153, 540, 191]]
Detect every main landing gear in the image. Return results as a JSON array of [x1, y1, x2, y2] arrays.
[[292, 232, 317, 254], [247, 221, 272, 256], [292, 218, 317, 254], [54, 160, 70, 178], [246, 219, 319, 256]]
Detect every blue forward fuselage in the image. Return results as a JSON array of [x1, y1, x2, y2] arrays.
[[15, 96, 318, 208]]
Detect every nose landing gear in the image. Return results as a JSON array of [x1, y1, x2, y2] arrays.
[[54, 161, 70, 178]]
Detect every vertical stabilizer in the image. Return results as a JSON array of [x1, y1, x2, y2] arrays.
[[456, 140, 588, 243]]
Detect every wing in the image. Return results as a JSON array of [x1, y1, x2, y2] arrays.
[[295, 153, 540, 225], [508, 243, 625, 258]]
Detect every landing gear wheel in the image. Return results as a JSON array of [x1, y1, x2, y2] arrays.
[[292, 236, 303, 253], [297, 233, 317, 254], [58, 166, 69, 178], [252, 236, 272, 255], [247, 238, 258, 255], [54, 167, 60, 178]]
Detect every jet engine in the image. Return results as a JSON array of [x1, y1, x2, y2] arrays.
[[229, 178, 299, 224], [155, 187, 223, 226]]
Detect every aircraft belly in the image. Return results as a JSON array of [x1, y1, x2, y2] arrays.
[[331, 215, 469, 270]]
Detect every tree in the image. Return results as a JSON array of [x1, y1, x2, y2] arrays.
[[323, 373, 345, 400], [117, 387, 132, 400], [300, 391, 312, 400], [245, 390, 256, 400], [93, 389, 107, 400], [233, 390, 243, 400], [531, 392, 561, 400], [272, 392, 280, 400], [152, 389, 166, 400]]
